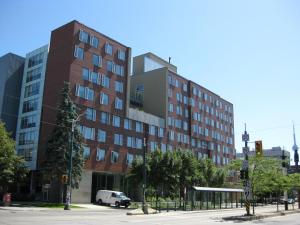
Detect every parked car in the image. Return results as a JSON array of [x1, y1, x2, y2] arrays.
[[95, 190, 131, 208]]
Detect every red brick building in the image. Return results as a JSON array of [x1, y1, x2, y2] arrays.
[[36, 21, 235, 203]]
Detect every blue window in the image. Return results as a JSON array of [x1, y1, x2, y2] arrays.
[[82, 68, 89, 81], [92, 54, 102, 67], [113, 134, 123, 146], [90, 36, 99, 48], [105, 43, 113, 55], [118, 49, 126, 61], [115, 97, 123, 110], [97, 129, 106, 143], [101, 75, 110, 88], [115, 81, 123, 93], [85, 108, 96, 121], [74, 45, 84, 60], [83, 146, 90, 160], [79, 30, 89, 43], [100, 92, 109, 105], [100, 112, 110, 124], [96, 148, 105, 161], [107, 60, 114, 72], [112, 115, 121, 127]]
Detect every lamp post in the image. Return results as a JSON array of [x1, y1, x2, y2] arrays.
[[64, 111, 85, 210]]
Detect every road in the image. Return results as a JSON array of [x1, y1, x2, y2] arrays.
[[0, 207, 299, 225]]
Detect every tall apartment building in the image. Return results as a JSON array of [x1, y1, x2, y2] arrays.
[[131, 53, 235, 165], [1, 20, 235, 203], [0, 53, 25, 138], [15, 45, 48, 173]]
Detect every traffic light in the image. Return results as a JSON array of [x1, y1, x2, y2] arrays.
[[62, 175, 68, 184], [240, 170, 249, 180], [255, 140, 263, 157]]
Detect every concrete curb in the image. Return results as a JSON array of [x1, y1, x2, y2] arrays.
[[222, 209, 300, 221], [126, 208, 158, 215]]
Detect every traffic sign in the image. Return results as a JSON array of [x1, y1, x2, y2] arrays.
[[242, 147, 249, 155], [242, 133, 249, 142], [242, 160, 248, 170]]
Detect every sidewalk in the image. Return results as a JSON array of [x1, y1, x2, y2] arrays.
[[221, 204, 300, 221]]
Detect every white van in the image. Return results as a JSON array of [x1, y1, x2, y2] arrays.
[[95, 190, 131, 208]]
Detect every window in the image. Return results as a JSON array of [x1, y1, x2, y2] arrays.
[[115, 97, 123, 110], [124, 119, 132, 130], [82, 68, 89, 81], [26, 67, 42, 83], [168, 89, 173, 98], [126, 153, 133, 166], [183, 83, 188, 92], [115, 81, 123, 93], [21, 115, 37, 129], [114, 134, 123, 145], [150, 141, 157, 151], [169, 131, 175, 141], [91, 72, 100, 84], [101, 75, 110, 88], [90, 36, 99, 48], [107, 60, 114, 72], [136, 138, 142, 149], [97, 129, 106, 143], [75, 85, 94, 101], [19, 131, 36, 145], [92, 54, 102, 67], [127, 136, 133, 148], [158, 128, 164, 137], [111, 151, 119, 163], [100, 92, 109, 105], [24, 82, 40, 97], [105, 43, 113, 55], [28, 53, 43, 68], [85, 108, 96, 121], [112, 115, 121, 127], [22, 99, 38, 113], [135, 122, 143, 133], [161, 143, 166, 152], [176, 106, 182, 116], [100, 112, 110, 124], [83, 146, 90, 160], [183, 121, 188, 131], [79, 30, 89, 43], [149, 125, 156, 136], [118, 49, 126, 61], [114, 64, 124, 76], [96, 148, 105, 161], [168, 103, 173, 112], [79, 125, 95, 140], [74, 45, 84, 60], [18, 148, 33, 161]]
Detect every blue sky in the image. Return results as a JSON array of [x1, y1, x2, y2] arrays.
[[1, 0, 300, 163]]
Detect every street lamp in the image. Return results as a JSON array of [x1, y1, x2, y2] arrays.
[[64, 111, 85, 210]]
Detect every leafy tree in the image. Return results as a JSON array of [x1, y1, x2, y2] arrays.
[[198, 158, 225, 187], [43, 83, 84, 202], [0, 121, 28, 194]]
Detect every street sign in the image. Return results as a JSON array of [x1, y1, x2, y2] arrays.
[[243, 180, 252, 199], [242, 160, 248, 170], [242, 147, 249, 155], [242, 133, 249, 142]]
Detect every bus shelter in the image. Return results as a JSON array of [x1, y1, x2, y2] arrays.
[[190, 186, 244, 210]]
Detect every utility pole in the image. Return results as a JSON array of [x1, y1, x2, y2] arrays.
[[64, 111, 85, 210], [292, 123, 300, 209], [241, 124, 251, 216], [282, 149, 288, 210], [142, 125, 148, 214]]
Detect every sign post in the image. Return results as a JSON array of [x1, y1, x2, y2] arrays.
[[241, 124, 251, 216]]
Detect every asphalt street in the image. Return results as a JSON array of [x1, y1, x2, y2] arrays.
[[0, 206, 299, 225]]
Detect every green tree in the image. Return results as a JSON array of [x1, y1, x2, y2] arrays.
[[43, 83, 84, 202], [198, 158, 225, 187], [0, 121, 28, 194]]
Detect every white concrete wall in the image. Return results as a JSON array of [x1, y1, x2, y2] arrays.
[[72, 170, 93, 203]]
